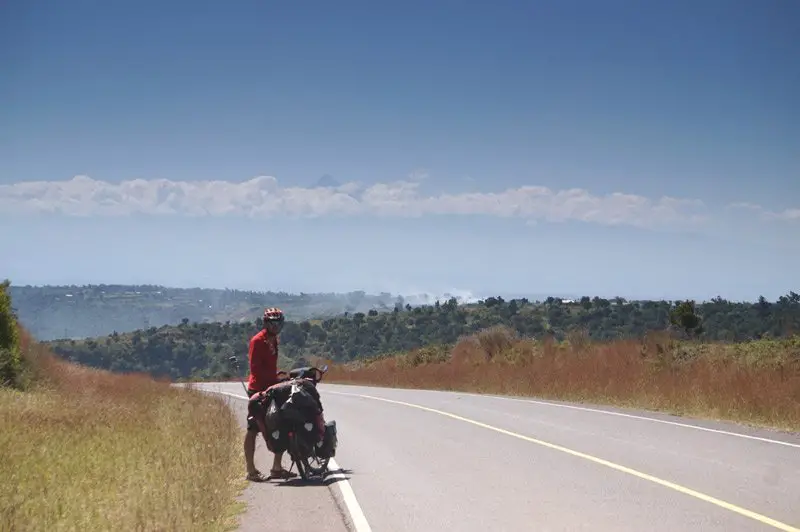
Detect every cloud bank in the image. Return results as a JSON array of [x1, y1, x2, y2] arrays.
[[0, 175, 710, 229], [728, 202, 800, 221]]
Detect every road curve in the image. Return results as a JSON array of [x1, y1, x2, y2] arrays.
[[193, 382, 800, 531]]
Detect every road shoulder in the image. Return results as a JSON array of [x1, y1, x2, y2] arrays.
[[200, 389, 351, 532]]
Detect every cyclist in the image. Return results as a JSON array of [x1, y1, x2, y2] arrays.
[[244, 307, 297, 481]]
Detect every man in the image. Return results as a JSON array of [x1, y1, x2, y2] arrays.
[[244, 307, 297, 482]]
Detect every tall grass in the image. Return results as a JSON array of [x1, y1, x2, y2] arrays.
[[326, 326, 800, 432], [0, 327, 245, 531]]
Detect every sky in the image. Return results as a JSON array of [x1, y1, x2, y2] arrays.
[[1, 0, 798, 302]]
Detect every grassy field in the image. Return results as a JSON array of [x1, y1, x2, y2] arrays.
[[325, 326, 800, 432], [0, 328, 245, 531]]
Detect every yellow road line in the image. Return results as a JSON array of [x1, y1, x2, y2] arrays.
[[332, 391, 799, 532]]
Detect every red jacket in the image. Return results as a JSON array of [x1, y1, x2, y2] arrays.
[[247, 329, 279, 392]]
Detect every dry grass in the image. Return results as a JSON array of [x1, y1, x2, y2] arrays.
[[326, 326, 800, 432], [0, 328, 244, 532]]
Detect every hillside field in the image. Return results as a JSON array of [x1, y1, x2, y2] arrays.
[[1, 281, 244, 531], [324, 326, 800, 432]]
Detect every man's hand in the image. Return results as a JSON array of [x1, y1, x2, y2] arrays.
[[249, 390, 269, 404]]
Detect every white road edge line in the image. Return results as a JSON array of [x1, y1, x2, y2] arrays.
[[199, 387, 373, 532], [493, 395, 800, 449], [328, 457, 372, 532], [326, 385, 800, 449]]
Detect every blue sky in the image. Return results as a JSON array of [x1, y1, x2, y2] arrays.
[[1, 0, 798, 301]]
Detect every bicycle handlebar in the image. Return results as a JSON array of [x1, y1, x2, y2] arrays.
[[278, 364, 329, 383]]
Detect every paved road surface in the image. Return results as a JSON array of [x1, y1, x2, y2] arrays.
[[193, 382, 800, 531]]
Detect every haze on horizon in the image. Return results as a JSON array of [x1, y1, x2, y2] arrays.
[[1, 1, 798, 303]]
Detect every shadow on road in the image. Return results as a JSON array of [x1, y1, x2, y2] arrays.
[[275, 467, 355, 488]]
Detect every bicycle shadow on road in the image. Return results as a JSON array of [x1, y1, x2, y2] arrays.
[[275, 467, 355, 488]]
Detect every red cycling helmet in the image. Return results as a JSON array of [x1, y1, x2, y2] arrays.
[[262, 307, 285, 333]]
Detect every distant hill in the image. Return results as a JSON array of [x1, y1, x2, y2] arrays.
[[9, 284, 406, 341], [45, 291, 800, 381], [314, 174, 341, 188]]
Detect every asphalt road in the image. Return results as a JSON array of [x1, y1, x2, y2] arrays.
[[192, 382, 800, 532]]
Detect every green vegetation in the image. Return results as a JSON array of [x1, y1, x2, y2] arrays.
[[46, 292, 800, 381], [1, 283, 244, 531], [9, 283, 407, 340], [1, 280, 26, 389]]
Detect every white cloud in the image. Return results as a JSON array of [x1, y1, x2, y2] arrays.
[[0, 174, 709, 229], [727, 202, 800, 222]]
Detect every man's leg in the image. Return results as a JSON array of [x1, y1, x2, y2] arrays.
[[248, 406, 296, 479], [272, 451, 284, 472], [259, 425, 296, 478], [244, 394, 269, 481], [270, 451, 297, 478], [245, 428, 259, 474]]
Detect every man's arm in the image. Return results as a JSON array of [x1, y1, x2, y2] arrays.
[[249, 334, 276, 390], [248, 336, 260, 381]]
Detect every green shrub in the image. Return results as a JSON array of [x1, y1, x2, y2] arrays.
[[0, 279, 22, 388]]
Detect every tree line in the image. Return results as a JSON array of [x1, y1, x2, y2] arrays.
[[45, 292, 800, 381]]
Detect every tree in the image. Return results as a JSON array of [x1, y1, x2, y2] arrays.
[[669, 300, 704, 338], [592, 296, 610, 308], [508, 299, 519, 316], [483, 296, 505, 308], [280, 322, 306, 347], [0, 280, 22, 388], [309, 324, 327, 342]]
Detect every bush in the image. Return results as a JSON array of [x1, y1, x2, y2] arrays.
[[0, 279, 22, 388]]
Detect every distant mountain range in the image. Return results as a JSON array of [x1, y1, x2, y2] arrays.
[[8, 283, 502, 341], [314, 174, 341, 188], [7, 278, 597, 341]]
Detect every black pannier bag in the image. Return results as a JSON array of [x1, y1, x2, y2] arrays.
[[257, 380, 297, 454], [269, 380, 294, 405], [316, 420, 338, 459], [280, 379, 323, 424], [264, 398, 289, 453]]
